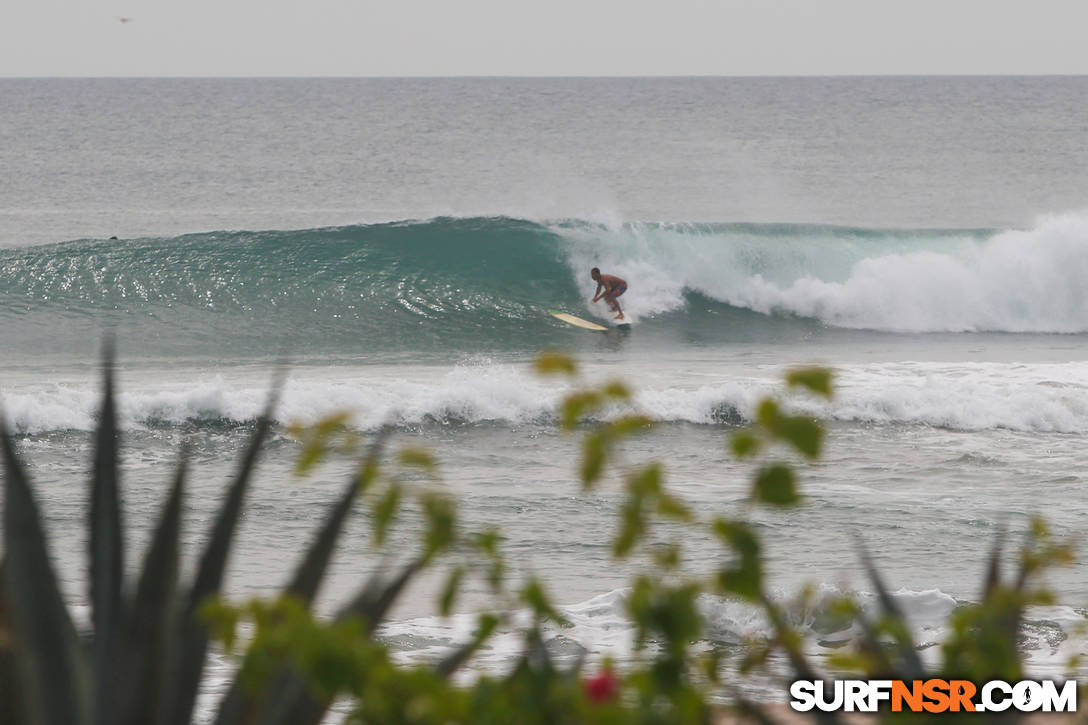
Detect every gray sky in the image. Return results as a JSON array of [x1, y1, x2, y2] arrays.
[[4, 0, 1088, 77]]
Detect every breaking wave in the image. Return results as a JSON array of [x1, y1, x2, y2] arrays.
[[1, 213, 1086, 358], [5, 360, 1087, 435]]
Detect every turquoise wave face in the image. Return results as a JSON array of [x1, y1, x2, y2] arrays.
[[0, 217, 594, 359], [0, 216, 818, 360], [1, 214, 1084, 361]]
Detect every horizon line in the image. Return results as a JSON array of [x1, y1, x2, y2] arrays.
[[3, 72, 1088, 81]]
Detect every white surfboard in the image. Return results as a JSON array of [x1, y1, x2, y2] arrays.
[[549, 310, 609, 331]]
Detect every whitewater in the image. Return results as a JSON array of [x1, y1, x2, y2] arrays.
[[3, 212, 1087, 364], [4, 76, 1088, 704], [4, 211, 1088, 706], [5, 359, 1088, 435], [562, 213, 1088, 333]]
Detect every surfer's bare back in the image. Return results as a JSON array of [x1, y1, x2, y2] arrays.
[[591, 267, 627, 320]]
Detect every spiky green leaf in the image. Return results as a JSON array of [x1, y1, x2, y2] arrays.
[[290, 434, 388, 604], [118, 455, 185, 725], [855, 538, 925, 679], [1, 416, 91, 725], [372, 483, 402, 548], [214, 436, 385, 725], [168, 381, 280, 725], [521, 578, 564, 624], [436, 613, 500, 678], [90, 346, 125, 725], [439, 566, 465, 617], [250, 561, 426, 725]]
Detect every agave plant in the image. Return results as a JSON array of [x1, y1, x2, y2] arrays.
[[730, 522, 1077, 725], [0, 346, 722, 725], [13, 346, 1058, 725], [0, 347, 424, 725]]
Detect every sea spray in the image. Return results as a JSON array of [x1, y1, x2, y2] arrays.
[[560, 213, 1088, 333]]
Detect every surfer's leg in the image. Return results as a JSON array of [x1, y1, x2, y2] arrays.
[[608, 283, 626, 318]]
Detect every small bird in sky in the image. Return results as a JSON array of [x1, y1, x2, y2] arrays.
[[116, 16, 133, 23]]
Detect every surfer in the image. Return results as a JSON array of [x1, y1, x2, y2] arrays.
[[591, 267, 627, 320]]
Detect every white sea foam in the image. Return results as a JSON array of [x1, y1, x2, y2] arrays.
[[376, 584, 1086, 688], [559, 212, 1088, 332], [4, 360, 1087, 435]]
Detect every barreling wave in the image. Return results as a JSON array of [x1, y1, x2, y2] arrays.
[[1, 213, 1086, 358], [0, 217, 581, 358]]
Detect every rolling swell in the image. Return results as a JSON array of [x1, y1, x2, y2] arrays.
[[1, 213, 1086, 359]]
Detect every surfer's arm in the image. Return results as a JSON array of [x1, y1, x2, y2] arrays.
[[592, 282, 603, 301]]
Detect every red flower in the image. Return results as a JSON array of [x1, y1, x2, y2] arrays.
[[583, 669, 620, 703]]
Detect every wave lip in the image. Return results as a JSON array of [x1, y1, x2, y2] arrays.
[[559, 212, 1088, 333]]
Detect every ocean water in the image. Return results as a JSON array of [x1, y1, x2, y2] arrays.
[[2, 77, 1088, 703]]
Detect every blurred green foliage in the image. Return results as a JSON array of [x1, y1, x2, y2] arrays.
[[0, 348, 1077, 725]]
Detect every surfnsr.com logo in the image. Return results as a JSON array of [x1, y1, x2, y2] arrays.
[[790, 679, 1078, 713]]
